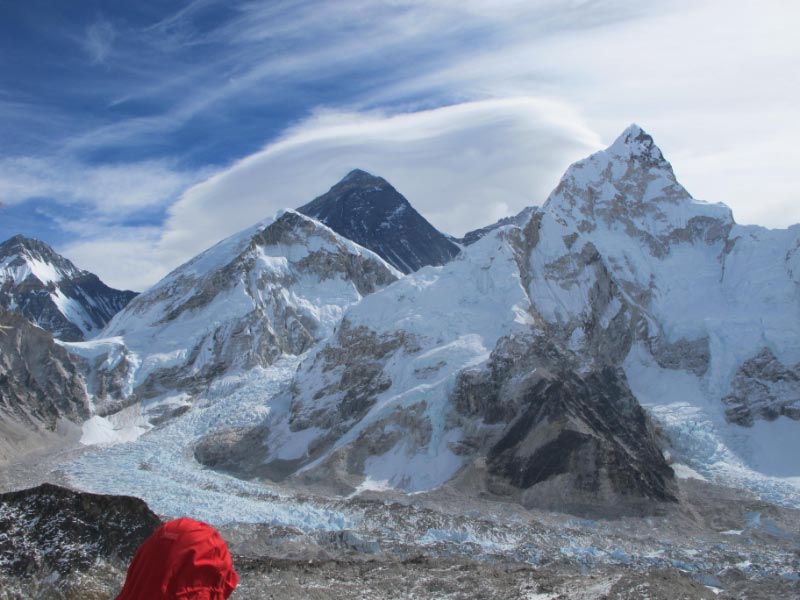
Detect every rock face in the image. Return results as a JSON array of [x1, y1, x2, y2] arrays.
[[0, 483, 159, 577], [197, 124, 800, 515], [0, 307, 89, 461], [455, 337, 676, 515], [722, 347, 800, 426], [0, 235, 137, 341], [71, 210, 400, 419], [298, 169, 460, 273]]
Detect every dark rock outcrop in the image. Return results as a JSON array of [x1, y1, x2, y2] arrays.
[[453, 334, 677, 516], [723, 347, 800, 425], [0, 483, 160, 577]]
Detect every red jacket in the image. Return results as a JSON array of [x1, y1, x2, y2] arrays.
[[116, 517, 239, 599]]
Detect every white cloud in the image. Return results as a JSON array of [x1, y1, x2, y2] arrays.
[[59, 227, 178, 292], [0, 157, 203, 216], [68, 97, 601, 290], [160, 97, 600, 254]]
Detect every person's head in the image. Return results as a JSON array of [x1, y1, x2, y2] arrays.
[[116, 517, 238, 600]]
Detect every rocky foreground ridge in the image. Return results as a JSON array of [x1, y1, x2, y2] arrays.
[[0, 481, 797, 599], [0, 483, 160, 598]]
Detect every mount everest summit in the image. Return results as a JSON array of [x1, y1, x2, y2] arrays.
[[298, 168, 461, 273], [1, 125, 799, 520]]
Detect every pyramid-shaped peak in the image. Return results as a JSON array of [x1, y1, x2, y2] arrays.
[[297, 170, 460, 274], [1, 234, 42, 251], [606, 123, 665, 163], [336, 168, 390, 187], [342, 168, 380, 180], [0, 234, 64, 263]]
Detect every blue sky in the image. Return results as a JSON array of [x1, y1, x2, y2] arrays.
[[1, 0, 798, 290]]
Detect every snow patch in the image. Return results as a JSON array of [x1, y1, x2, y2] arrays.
[[671, 463, 708, 482], [80, 406, 149, 446]]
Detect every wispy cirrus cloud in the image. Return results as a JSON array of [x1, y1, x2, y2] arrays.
[[0, 156, 204, 216], [82, 18, 116, 64], [1, 0, 798, 292]]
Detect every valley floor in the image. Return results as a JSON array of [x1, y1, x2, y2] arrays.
[[1, 357, 798, 599]]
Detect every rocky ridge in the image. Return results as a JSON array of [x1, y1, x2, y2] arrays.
[[0, 483, 160, 598], [0, 307, 89, 462]]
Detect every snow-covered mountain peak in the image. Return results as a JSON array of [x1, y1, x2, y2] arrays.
[[251, 208, 389, 262], [540, 124, 733, 252], [0, 235, 136, 341], [606, 123, 666, 164], [0, 234, 81, 285], [105, 208, 399, 337]]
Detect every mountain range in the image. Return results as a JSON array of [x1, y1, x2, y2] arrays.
[[1, 125, 798, 518]]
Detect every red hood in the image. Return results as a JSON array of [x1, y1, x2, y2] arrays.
[[116, 517, 238, 599]]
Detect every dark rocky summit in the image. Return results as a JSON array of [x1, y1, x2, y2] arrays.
[[298, 169, 460, 273], [0, 235, 137, 341]]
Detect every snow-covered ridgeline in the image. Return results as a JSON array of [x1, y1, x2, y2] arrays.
[[63, 209, 400, 425]]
